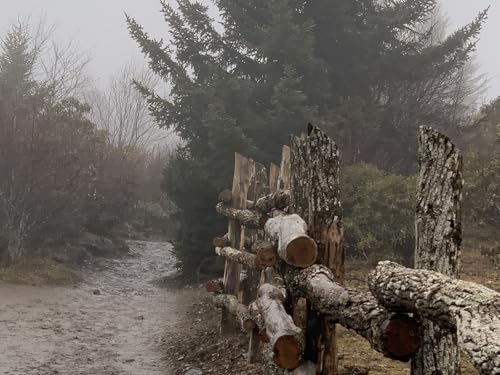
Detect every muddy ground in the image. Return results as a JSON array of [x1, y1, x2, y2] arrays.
[[0, 241, 497, 375], [0, 241, 187, 375]]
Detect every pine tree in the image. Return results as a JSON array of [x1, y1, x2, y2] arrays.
[[128, 0, 487, 275]]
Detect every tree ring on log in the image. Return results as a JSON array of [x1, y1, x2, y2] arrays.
[[287, 236, 318, 268], [381, 314, 421, 361], [274, 335, 302, 370]]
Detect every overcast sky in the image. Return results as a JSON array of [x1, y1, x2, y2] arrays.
[[0, 0, 499, 100]]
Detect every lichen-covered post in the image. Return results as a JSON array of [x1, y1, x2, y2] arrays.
[[412, 127, 463, 375], [290, 124, 344, 374]]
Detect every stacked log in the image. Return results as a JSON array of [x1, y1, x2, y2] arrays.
[[265, 213, 317, 268], [213, 294, 255, 333], [286, 265, 421, 361], [250, 283, 303, 370], [369, 261, 500, 375], [216, 202, 265, 229]]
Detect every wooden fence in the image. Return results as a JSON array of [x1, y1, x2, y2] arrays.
[[208, 124, 500, 375]]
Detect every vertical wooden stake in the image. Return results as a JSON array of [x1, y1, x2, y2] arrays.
[[290, 124, 344, 375], [412, 127, 463, 375], [221, 153, 254, 333]]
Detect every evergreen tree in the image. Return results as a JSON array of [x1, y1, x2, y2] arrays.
[[128, 0, 487, 275]]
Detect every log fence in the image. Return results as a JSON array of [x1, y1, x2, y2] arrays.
[[208, 124, 500, 374]]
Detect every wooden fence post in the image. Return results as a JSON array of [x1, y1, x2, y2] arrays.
[[221, 153, 254, 333], [412, 126, 463, 375], [290, 124, 344, 375]]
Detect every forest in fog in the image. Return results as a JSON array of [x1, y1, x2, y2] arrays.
[[1, 0, 500, 277]]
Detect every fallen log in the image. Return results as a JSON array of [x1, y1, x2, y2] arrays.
[[206, 278, 224, 294], [265, 213, 317, 268], [250, 283, 303, 370], [285, 265, 420, 361], [216, 202, 266, 229], [213, 294, 255, 333], [255, 190, 291, 214], [369, 261, 500, 375], [216, 246, 260, 269]]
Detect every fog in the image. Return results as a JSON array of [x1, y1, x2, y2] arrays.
[[1, 0, 499, 98]]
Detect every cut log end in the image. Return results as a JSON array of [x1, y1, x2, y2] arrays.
[[274, 335, 302, 370], [286, 237, 318, 268], [382, 314, 421, 361]]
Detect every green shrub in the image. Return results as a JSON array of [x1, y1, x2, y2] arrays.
[[463, 152, 500, 227], [342, 164, 415, 265]]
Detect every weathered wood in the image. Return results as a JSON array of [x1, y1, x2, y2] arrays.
[[216, 246, 260, 269], [286, 265, 421, 362], [216, 202, 265, 229], [250, 283, 303, 370], [279, 145, 292, 190], [291, 124, 344, 374], [265, 213, 317, 268], [369, 261, 500, 375], [206, 278, 224, 294], [214, 294, 255, 333], [221, 153, 254, 333], [252, 240, 278, 268], [269, 163, 280, 193], [413, 126, 463, 375], [213, 233, 253, 250], [255, 190, 291, 214]]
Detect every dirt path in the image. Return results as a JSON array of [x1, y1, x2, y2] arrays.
[[0, 241, 183, 375]]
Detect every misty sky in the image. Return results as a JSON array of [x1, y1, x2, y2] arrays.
[[1, 0, 499, 100]]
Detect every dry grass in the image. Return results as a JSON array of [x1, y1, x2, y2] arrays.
[[0, 256, 79, 286]]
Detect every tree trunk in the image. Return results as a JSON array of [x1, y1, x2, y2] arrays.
[[369, 261, 500, 375], [290, 124, 345, 374], [265, 213, 317, 268], [286, 265, 421, 361], [413, 126, 463, 375]]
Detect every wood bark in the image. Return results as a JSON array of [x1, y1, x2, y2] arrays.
[[290, 124, 344, 374], [221, 153, 254, 333], [265, 213, 317, 268], [216, 246, 260, 269], [286, 265, 421, 361], [216, 202, 266, 229], [214, 294, 256, 332], [279, 145, 292, 190], [255, 190, 291, 214], [269, 163, 280, 193], [250, 283, 303, 370], [213, 234, 252, 250], [252, 240, 278, 268], [413, 126, 463, 375], [369, 261, 500, 375]]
